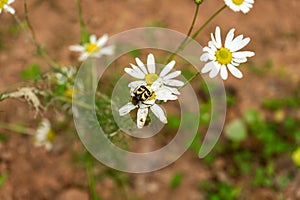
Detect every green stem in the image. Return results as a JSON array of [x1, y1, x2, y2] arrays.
[[76, 0, 89, 43], [191, 5, 226, 40], [177, 5, 227, 88], [167, 4, 200, 63], [0, 121, 33, 135], [85, 154, 102, 200]]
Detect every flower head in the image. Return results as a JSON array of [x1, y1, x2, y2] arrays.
[[200, 26, 254, 80], [69, 34, 114, 61], [0, 0, 15, 14], [125, 53, 184, 95], [292, 147, 300, 166], [224, 0, 254, 14], [119, 80, 178, 128], [34, 118, 55, 151], [55, 66, 77, 85]]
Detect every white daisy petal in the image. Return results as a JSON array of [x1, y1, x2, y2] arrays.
[[209, 63, 221, 78], [155, 88, 178, 101], [225, 28, 235, 48], [69, 45, 85, 52], [220, 66, 228, 80], [228, 64, 243, 78], [125, 67, 145, 79], [163, 86, 181, 95], [163, 71, 181, 80], [160, 60, 176, 77], [100, 45, 114, 55], [135, 57, 148, 74], [215, 26, 222, 48], [150, 104, 167, 124], [119, 103, 137, 116], [79, 53, 90, 61], [164, 79, 184, 87], [97, 34, 108, 47], [128, 80, 146, 90], [129, 63, 146, 78], [137, 108, 149, 128], [232, 51, 255, 58], [147, 53, 156, 73], [5, 6, 15, 14], [90, 35, 97, 43], [201, 61, 215, 74]]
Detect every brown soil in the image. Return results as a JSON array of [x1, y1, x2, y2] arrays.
[[0, 0, 300, 199]]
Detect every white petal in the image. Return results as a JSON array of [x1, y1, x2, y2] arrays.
[[130, 63, 146, 77], [135, 57, 148, 74], [8, 0, 14, 4], [69, 45, 84, 52], [215, 26, 222, 48], [128, 80, 146, 90], [163, 86, 180, 95], [100, 45, 114, 55], [150, 104, 167, 124], [232, 51, 255, 58], [119, 103, 137, 116], [160, 60, 176, 77], [208, 63, 221, 78], [5, 6, 15, 14], [228, 64, 243, 78], [164, 79, 184, 87], [155, 88, 178, 101], [220, 65, 228, 80], [151, 78, 163, 91], [147, 53, 156, 73], [225, 28, 235, 48], [229, 36, 250, 52], [137, 108, 149, 128], [201, 61, 215, 74], [163, 71, 181, 80], [97, 34, 108, 47], [200, 53, 210, 62], [89, 35, 97, 43], [79, 53, 90, 61], [124, 68, 145, 79]]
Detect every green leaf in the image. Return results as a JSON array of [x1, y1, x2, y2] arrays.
[[170, 173, 184, 189], [224, 119, 247, 142], [0, 172, 8, 187], [21, 63, 41, 80]]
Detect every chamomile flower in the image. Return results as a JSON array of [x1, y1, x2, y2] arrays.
[[224, 0, 254, 14], [200, 26, 254, 80], [55, 66, 77, 85], [34, 118, 55, 151], [119, 80, 178, 128], [124, 53, 184, 95], [69, 34, 114, 61], [0, 0, 15, 14]]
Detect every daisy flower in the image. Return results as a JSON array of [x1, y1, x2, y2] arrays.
[[69, 34, 114, 61], [34, 118, 55, 151], [119, 80, 178, 128], [224, 0, 254, 14], [0, 0, 15, 14], [200, 26, 254, 80], [124, 53, 184, 95], [55, 66, 77, 85]]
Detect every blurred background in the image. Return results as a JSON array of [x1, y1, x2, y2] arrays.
[[0, 0, 300, 199]]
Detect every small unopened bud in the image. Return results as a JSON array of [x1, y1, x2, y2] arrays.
[[194, 0, 203, 5]]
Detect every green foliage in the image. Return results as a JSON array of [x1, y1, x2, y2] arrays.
[[224, 119, 247, 142], [0, 134, 7, 142], [170, 172, 184, 189], [0, 172, 8, 188], [200, 181, 240, 200], [21, 63, 41, 81], [262, 96, 299, 110]]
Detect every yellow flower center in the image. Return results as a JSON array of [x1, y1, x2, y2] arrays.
[[232, 0, 244, 5], [46, 130, 55, 141], [0, 0, 8, 9], [145, 73, 159, 85], [85, 43, 100, 53], [65, 88, 75, 98], [215, 47, 233, 65], [292, 148, 300, 166]]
